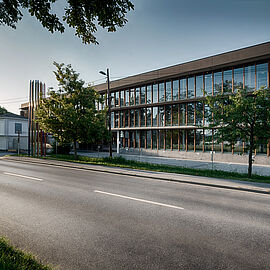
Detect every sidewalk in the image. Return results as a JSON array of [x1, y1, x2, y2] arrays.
[[3, 156, 270, 195], [78, 151, 270, 177]]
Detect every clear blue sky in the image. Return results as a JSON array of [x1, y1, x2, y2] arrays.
[[0, 0, 269, 113]]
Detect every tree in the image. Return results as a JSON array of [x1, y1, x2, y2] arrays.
[[0, 106, 7, 114], [36, 62, 109, 159], [205, 87, 270, 178], [0, 0, 134, 44]]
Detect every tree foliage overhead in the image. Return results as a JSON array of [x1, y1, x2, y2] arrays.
[[0, 0, 134, 44], [205, 87, 270, 177], [36, 62, 109, 158], [0, 106, 7, 115]]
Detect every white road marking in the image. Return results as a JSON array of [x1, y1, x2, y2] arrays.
[[94, 190, 184, 210], [3, 172, 43, 181]]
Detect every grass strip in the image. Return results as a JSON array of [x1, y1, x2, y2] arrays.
[[36, 154, 270, 184], [0, 237, 53, 270]]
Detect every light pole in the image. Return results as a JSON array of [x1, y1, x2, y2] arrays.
[[99, 68, 112, 157]]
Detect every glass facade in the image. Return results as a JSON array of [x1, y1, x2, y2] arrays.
[[99, 58, 269, 157]]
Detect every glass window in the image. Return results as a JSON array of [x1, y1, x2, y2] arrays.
[[213, 129, 221, 152], [135, 131, 139, 148], [159, 106, 165, 126], [195, 129, 203, 151], [179, 104, 186, 125], [115, 91, 119, 107], [125, 90, 129, 106], [120, 111, 124, 128], [140, 108, 146, 127], [159, 83, 165, 102], [15, 123, 22, 133], [180, 78, 186, 99], [124, 131, 129, 147], [165, 81, 171, 101], [140, 131, 145, 148], [234, 140, 243, 154], [165, 130, 171, 150], [111, 112, 114, 128], [196, 75, 203, 97], [204, 129, 212, 151], [135, 109, 139, 127], [195, 102, 203, 126], [172, 130, 178, 150], [187, 77, 195, 98], [172, 104, 178, 126], [152, 130, 158, 149], [124, 111, 129, 127], [234, 67, 243, 90], [153, 84, 158, 103], [213, 71, 222, 95], [111, 92, 115, 107], [147, 85, 152, 104], [172, 80, 179, 100], [120, 91, 124, 107], [146, 107, 152, 127], [165, 105, 171, 126], [256, 63, 268, 89], [159, 130, 165, 149], [204, 103, 211, 127], [114, 112, 119, 128], [152, 107, 158, 127], [135, 87, 140, 105], [179, 130, 186, 151], [187, 129, 194, 151], [129, 131, 134, 148], [204, 73, 212, 96], [130, 88, 135, 105], [146, 130, 151, 149], [187, 103, 195, 125], [245, 65, 255, 92], [140, 86, 146, 104], [223, 69, 232, 94], [130, 110, 134, 127]]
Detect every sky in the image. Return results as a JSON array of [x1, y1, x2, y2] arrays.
[[0, 0, 269, 114]]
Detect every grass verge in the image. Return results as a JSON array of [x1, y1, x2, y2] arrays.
[[36, 154, 270, 184], [0, 237, 53, 270]]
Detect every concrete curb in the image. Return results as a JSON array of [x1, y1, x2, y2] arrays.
[[2, 156, 270, 196]]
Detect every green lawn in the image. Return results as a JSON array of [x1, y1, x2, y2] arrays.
[[39, 154, 270, 184], [0, 238, 54, 270]]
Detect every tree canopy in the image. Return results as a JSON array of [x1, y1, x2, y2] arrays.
[[36, 62, 109, 158], [0, 106, 7, 115], [0, 0, 134, 44], [205, 87, 270, 177]]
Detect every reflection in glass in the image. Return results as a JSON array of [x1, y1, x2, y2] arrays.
[[204, 103, 211, 127], [159, 83, 165, 102], [172, 80, 179, 100], [140, 86, 146, 104], [196, 75, 203, 97], [244, 65, 255, 92], [204, 73, 212, 96], [165, 105, 171, 126], [115, 91, 119, 107], [172, 104, 178, 126], [214, 71, 222, 95], [179, 130, 186, 151], [159, 130, 165, 149], [124, 131, 129, 147], [111, 92, 115, 107], [152, 130, 158, 149], [213, 129, 221, 152], [125, 89, 129, 106], [223, 70, 232, 93], [130, 88, 135, 105], [204, 129, 212, 151], [147, 85, 152, 104], [172, 130, 178, 150], [120, 111, 124, 128], [146, 107, 152, 127], [187, 77, 195, 98], [187, 129, 194, 151], [135, 131, 139, 148], [140, 131, 145, 148], [233, 67, 243, 91], [180, 79, 187, 99], [140, 108, 146, 127], [152, 107, 158, 127], [120, 91, 124, 107], [135, 109, 139, 127], [130, 110, 134, 127], [129, 132, 134, 148], [187, 103, 195, 125], [159, 106, 165, 126], [195, 129, 203, 151], [195, 102, 203, 126], [125, 111, 129, 127], [165, 81, 171, 101], [111, 112, 114, 128], [146, 130, 151, 149], [256, 63, 268, 89], [179, 104, 186, 125], [135, 87, 140, 105], [153, 84, 158, 103], [166, 130, 171, 150]]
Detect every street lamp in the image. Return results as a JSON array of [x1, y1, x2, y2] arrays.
[[99, 68, 112, 157]]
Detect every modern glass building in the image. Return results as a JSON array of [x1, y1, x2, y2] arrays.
[[94, 42, 270, 164]]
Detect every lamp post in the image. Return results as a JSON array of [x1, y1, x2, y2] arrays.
[[99, 68, 112, 157]]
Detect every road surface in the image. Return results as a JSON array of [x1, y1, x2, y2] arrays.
[[0, 159, 269, 270]]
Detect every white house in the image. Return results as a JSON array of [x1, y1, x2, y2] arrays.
[[0, 112, 28, 151]]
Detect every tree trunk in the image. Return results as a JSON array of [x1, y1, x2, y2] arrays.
[[73, 140, 78, 160]]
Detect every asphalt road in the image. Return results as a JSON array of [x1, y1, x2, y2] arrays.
[[0, 159, 270, 270]]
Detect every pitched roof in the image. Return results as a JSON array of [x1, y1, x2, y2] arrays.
[[0, 112, 27, 119]]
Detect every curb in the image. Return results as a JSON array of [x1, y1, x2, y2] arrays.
[[2, 156, 270, 196]]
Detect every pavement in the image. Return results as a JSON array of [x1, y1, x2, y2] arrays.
[[78, 151, 270, 176], [0, 157, 270, 270], [3, 155, 270, 195]]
